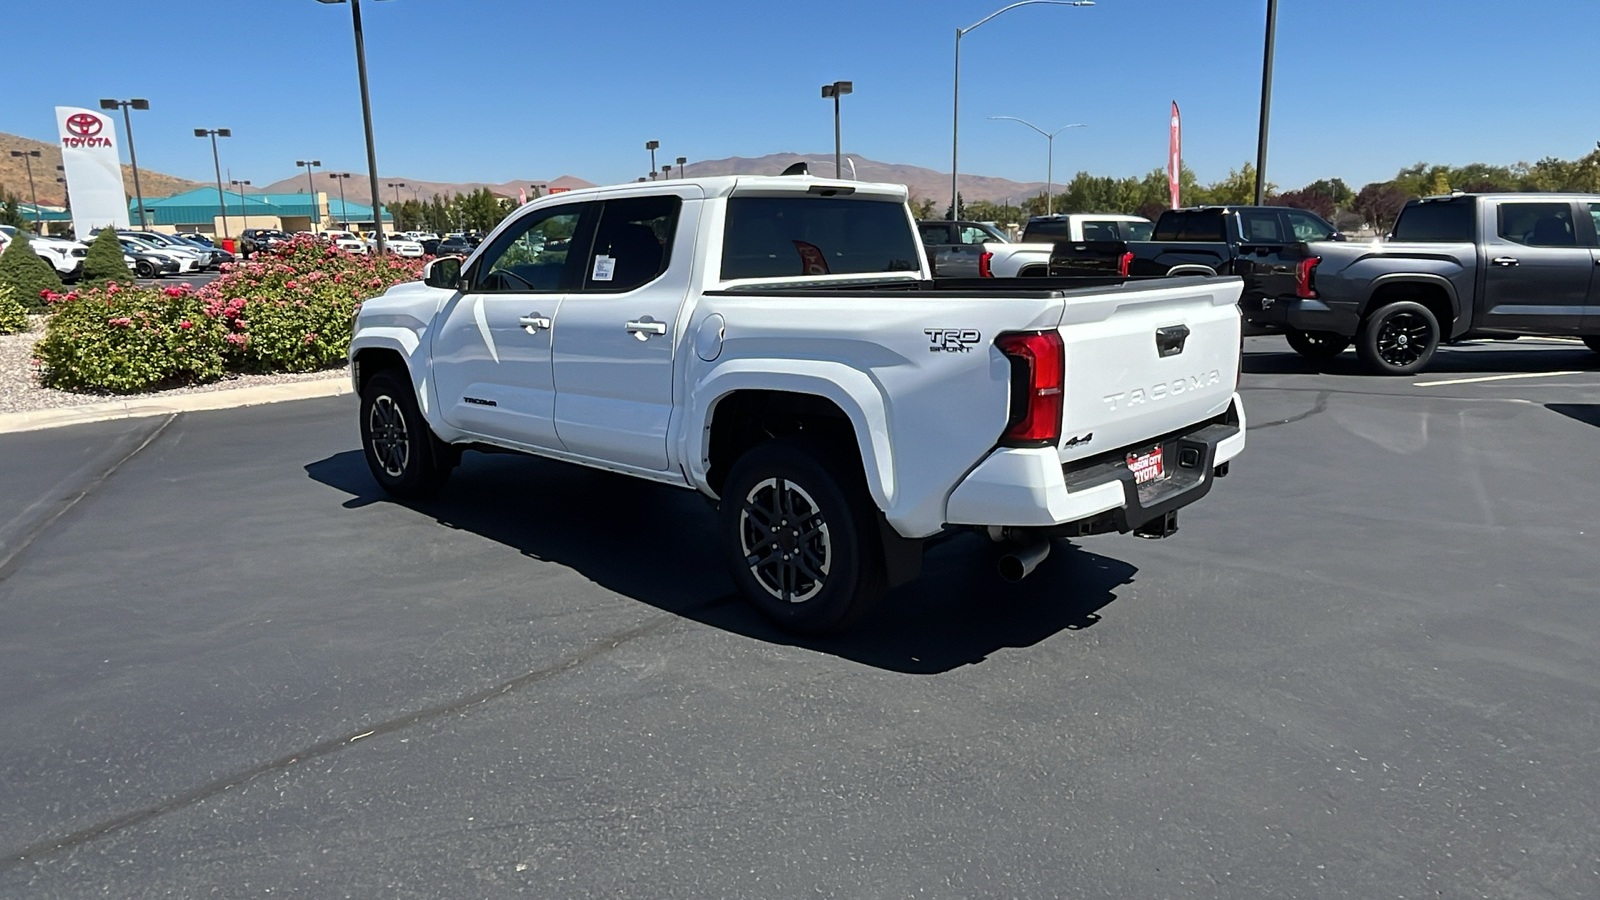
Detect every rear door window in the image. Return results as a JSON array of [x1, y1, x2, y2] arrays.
[[1391, 201, 1474, 242], [1285, 211, 1333, 241], [1497, 202, 1577, 247], [918, 223, 951, 245], [721, 197, 921, 279], [1239, 209, 1286, 242], [583, 195, 682, 292], [958, 225, 992, 245], [1153, 210, 1225, 242]]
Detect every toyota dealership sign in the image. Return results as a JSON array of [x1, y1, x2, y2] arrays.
[[55, 106, 130, 235]]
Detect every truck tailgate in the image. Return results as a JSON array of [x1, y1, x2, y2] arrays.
[[1054, 277, 1243, 465]]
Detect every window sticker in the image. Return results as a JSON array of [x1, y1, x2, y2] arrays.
[[592, 254, 616, 281]]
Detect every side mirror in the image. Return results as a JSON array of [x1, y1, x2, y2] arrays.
[[1329, 231, 1349, 242], [423, 256, 464, 289]]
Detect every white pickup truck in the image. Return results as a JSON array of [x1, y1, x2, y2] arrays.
[[349, 175, 1245, 633]]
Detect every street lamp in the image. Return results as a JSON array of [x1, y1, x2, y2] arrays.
[[99, 98, 150, 227], [316, 0, 393, 254], [194, 128, 233, 240], [661, 165, 672, 180], [1255, 0, 1278, 205], [645, 140, 659, 176], [8, 150, 40, 233], [988, 117, 1085, 217], [820, 81, 853, 179], [675, 156, 686, 179], [230, 179, 252, 231], [328, 172, 352, 228], [296, 159, 322, 231], [950, 1, 1093, 219]]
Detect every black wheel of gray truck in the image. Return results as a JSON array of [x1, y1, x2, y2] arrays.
[[1285, 329, 1351, 359], [718, 437, 886, 635], [360, 369, 454, 500], [1356, 301, 1440, 376], [1583, 336, 1600, 354]]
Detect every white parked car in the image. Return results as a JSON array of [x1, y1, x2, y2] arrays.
[[325, 231, 369, 255], [349, 175, 1246, 634], [117, 235, 202, 273], [404, 231, 440, 242], [367, 233, 424, 257], [0, 225, 89, 280]]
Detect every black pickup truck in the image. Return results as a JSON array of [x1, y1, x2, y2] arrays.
[[1049, 206, 1333, 327]]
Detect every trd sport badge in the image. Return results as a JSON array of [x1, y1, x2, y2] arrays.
[[924, 328, 981, 353]]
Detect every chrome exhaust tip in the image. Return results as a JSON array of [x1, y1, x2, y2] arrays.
[[997, 538, 1051, 583]]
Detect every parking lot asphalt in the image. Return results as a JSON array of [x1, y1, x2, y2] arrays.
[[1, 335, 1597, 898]]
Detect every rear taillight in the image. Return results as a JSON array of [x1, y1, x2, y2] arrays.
[[978, 251, 993, 278], [1118, 251, 1134, 277], [996, 331, 1065, 447], [1296, 256, 1320, 298]]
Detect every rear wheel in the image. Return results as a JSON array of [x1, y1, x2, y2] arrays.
[[718, 438, 885, 635], [1583, 335, 1600, 353], [359, 369, 454, 499], [1285, 329, 1351, 359], [135, 259, 156, 279], [1356, 301, 1440, 376]]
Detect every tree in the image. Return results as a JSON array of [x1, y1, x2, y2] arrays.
[[907, 195, 938, 219], [80, 227, 134, 290], [1269, 184, 1337, 219], [942, 193, 965, 220], [0, 229, 63, 309], [1, 191, 28, 229], [1353, 182, 1408, 233], [1191, 163, 1270, 207]]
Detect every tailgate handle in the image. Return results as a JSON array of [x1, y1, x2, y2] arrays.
[[1155, 324, 1191, 358]]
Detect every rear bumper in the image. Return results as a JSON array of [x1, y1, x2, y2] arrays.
[[944, 394, 1246, 532], [1243, 295, 1360, 336]]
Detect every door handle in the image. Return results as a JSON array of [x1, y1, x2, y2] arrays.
[[1492, 256, 1519, 267], [625, 319, 668, 338], [518, 314, 551, 333]]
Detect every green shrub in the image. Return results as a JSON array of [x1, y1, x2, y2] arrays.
[[0, 229, 64, 310], [80, 228, 134, 290], [0, 283, 28, 334], [34, 284, 228, 393]]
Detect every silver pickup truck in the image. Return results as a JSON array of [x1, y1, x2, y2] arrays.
[[1258, 192, 1600, 374]]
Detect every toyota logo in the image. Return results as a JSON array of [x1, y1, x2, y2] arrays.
[[65, 114, 103, 137]]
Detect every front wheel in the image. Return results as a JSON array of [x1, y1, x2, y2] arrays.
[[1285, 329, 1352, 359], [718, 438, 886, 635], [135, 260, 156, 279], [1356, 301, 1440, 375], [359, 369, 454, 499]]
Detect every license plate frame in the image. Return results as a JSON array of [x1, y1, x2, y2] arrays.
[[1126, 445, 1166, 485]]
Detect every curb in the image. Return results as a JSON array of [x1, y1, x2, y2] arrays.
[[0, 377, 352, 435]]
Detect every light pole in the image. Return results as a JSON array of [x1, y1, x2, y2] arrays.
[[951, 1, 1093, 219], [386, 182, 406, 230], [230, 179, 252, 231], [989, 117, 1085, 217], [645, 140, 659, 177], [194, 128, 233, 240], [316, 0, 391, 253], [328, 173, 350, 227], [99, 98, 150, 228], [1254, 0, 1278, 205], [675, 156, 686, 179], [296, 159, 322, 231], [661, 165, 672, 180], [8, 151, 40, 232], [820, 81, 853, 178]]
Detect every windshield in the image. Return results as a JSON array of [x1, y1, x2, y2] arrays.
[[721, 196, 920, 280]]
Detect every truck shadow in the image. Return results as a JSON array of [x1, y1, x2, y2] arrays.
[[1244, 339, 1600, 377], [305, 449, 1136, 675], [1547, 404, 1600, 429]]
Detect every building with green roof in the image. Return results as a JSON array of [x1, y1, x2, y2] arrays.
[[127, 188, 391, 236]]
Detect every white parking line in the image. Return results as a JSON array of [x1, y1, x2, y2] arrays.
[[1415, 371, 1582, 387]]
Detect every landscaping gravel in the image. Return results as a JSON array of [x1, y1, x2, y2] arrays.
[[0, 315, 346, 415]]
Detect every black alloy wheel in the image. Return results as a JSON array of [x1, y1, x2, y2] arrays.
[[359, 369, 454, 499], [135, 259, 156, 279], [718, 437, 885, 635], [1357, 301, 1440, 376], [1285, 329, 1352, 360]]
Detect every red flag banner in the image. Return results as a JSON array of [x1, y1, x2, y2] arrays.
[[1168, 102, 1182, 210]]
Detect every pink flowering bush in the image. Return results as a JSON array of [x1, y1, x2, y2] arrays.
[[198, 235, 424, 372], [34, 283, 229, 392], [33, 235, 425, 392]]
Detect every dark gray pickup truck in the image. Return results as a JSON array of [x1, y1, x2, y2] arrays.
[[1262, 192, 1600, 374]]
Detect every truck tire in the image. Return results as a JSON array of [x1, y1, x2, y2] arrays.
[[1583, 336, 1600, 354], [718, 437, 886, 635], [359, 369, 454, 499], [1285, 329, 1351, 359], [1356, 301, 1440, 376]]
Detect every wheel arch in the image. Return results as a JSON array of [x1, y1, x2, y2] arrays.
[[1362, 275, 1460, 337]]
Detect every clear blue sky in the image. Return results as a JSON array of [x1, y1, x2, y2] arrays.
[[3, 0, 1596, 192]]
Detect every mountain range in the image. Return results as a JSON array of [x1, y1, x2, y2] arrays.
[[2, 130, 1047, 208]]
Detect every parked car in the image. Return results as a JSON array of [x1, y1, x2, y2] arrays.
[[176, 232, 215, 247], [239, 229, 293, 256], [418, 237, 442, 255], [1256, 192, 1600, 374], [1049, 206, 1327, 319], [117, 234, 203, 274], [0, 225, 89, 282], [368, 233, 425, 257], [434, 235, 477, 257], [349, 174, 1246, 634], [325, 231, 369, 255], [117, 240, 181, 278], [172, 235, 235, 268], [120, 231, 221, 271], [917, 219, 1009, 277], [971, 214, 1157, 279]]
